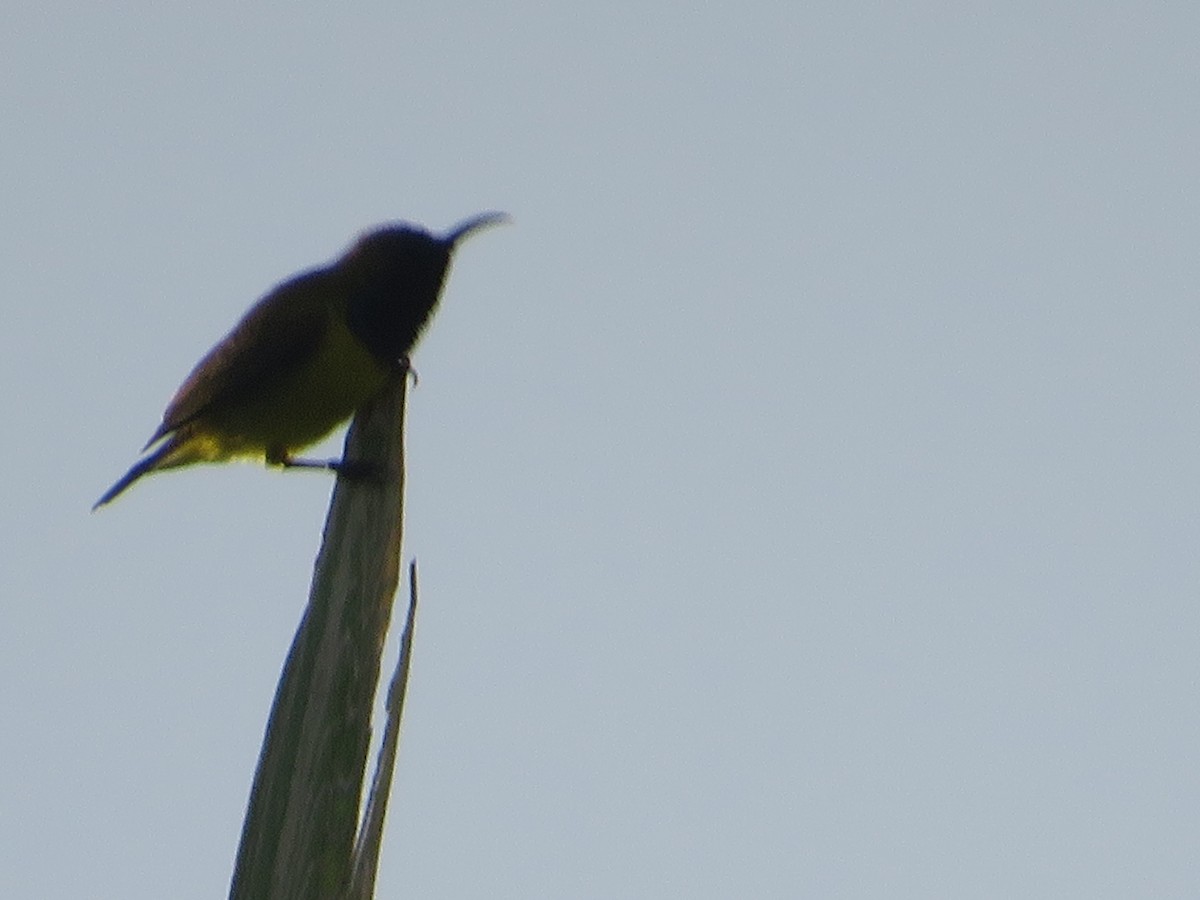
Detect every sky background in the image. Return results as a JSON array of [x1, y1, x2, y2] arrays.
[[3, 3, 1199, 898]]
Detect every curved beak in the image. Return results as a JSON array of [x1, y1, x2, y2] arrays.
[[444, 211, 512, 247]]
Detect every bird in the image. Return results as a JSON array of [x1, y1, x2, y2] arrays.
[[93, 211, 509, 509]]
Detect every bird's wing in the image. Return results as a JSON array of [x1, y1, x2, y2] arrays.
[[146, 268, 337, 446]]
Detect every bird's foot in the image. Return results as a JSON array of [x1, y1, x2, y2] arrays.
[[269, 452, 378, 481], [329, 458, 381, 481], [393, 355, 419, 387]]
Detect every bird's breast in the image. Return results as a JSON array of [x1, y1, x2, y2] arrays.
[[203, 314, 390, 455]]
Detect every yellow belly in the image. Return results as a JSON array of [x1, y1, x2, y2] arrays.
[[194, 317, 390, 459]]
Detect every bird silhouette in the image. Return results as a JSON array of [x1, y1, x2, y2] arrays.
[[94, 212, 508, 508]]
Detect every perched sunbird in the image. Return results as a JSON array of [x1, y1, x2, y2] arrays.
[[94, 212, 509, 509]]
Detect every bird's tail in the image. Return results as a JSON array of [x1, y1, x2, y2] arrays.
[[93, 437, 186, 510]]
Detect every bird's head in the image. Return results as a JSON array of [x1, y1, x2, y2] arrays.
[[339, 212, 509, 360]]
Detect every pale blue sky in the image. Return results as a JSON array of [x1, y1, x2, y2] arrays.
[[3, 4, 1199, 897]]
